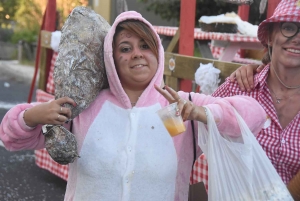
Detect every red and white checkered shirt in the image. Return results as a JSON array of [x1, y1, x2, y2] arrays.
[[46, 51, 58, 95], [212, 64, 300, 184], [34, 53, 69, 181]]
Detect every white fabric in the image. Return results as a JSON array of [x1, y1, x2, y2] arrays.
[[235, 18, 258, 37], [73, 101, 177, 201], [197, 107, 293, 201], [199, 14, 237, 24], [195, 63, 221, 95], [50, 31, 61, 52], [199, 13, 258, 37]]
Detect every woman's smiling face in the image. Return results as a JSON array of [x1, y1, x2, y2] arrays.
[[270, 22, 300, 68], [113, 29, 158, 90]]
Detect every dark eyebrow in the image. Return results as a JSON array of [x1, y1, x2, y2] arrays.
[[117, 41, 130, 47], [117, 39, 146, 47]]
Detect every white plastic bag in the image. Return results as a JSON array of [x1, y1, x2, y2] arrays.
[[197, 107, 293, 201]]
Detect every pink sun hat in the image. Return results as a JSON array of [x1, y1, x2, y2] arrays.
[[257, 0, 300, 47]]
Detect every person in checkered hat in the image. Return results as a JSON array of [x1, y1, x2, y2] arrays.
[[212, 0, 300, 198]]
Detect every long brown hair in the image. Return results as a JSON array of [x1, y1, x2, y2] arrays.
[[114, 20, 159, 60], [261, 23, 275, 65]]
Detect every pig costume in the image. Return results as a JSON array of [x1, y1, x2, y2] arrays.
[[0, 11, 266, 201]]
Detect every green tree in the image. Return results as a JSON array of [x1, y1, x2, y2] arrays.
[[10, 0, 89, 43], [14, 0, 42, 33], [0, 0, 20, 41], [0, 0, 20, 27], [11, 0, 43, 43]]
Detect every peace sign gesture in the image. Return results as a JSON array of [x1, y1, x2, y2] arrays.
[[155, 85, 207, 123]]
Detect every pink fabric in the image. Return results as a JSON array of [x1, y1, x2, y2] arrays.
[[0, 103, 44, 151], [0, 10, 267, 201]]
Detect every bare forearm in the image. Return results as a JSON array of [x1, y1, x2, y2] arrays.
[[188, 106, 207, 124]]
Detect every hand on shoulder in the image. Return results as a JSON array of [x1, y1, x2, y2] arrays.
[[229, 64, 265, 92]]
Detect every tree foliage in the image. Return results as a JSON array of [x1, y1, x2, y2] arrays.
[[56, 0, 89, 30], [0, 0, 20, 27], [15, 0, 43, 32], [10, 0, 43, 43], [5, 0, 88, 43]]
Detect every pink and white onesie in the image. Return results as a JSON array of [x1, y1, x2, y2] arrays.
[[0, 11, 266, 201]]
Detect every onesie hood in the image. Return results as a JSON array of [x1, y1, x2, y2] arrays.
[[103, 11, 164, 109]]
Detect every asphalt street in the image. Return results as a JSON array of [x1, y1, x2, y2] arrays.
[[0, 60, 66, 201]]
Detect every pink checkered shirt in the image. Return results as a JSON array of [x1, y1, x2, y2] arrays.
[[46, 51, 58, 95], [213, 64, 300, 185], [34, 53, 69, 181]]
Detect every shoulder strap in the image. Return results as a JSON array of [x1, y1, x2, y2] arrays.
[[70, 120, 73, 133], [189, 93, 197, 165]]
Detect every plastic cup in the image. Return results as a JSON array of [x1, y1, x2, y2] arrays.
[[156, 102, 186, 137]]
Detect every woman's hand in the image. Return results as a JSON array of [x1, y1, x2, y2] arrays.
[[229, 64, 265, 91], [155, 85, 207, 123], [24, 97, 77, 127]]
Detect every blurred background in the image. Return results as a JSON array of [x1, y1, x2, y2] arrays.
[[0, 0, 267, 65]]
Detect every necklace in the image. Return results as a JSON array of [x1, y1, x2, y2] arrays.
[[273, 67, 300, 89], [268, 87, 283, 104], [268, 85, 300, 104]]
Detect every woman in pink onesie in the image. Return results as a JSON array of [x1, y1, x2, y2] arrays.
[[0, 11, 266, 201]]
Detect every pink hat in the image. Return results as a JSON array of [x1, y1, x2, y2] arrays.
[[257, 0, 300, 47]]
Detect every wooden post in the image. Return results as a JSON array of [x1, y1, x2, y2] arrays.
[[178, 0, 196, 92], [28, 0, 56, 103], [267, 0, 281, 18], [163, 52, 241, 91], [237, 5, 250, 21], [116, 0, 128, 15], [44, 0, 57, 77], [165, 30, 180, 90], [237, 5, 250, 58]]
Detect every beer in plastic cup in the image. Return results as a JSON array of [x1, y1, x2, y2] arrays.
[[156, 103, 186, 137]]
